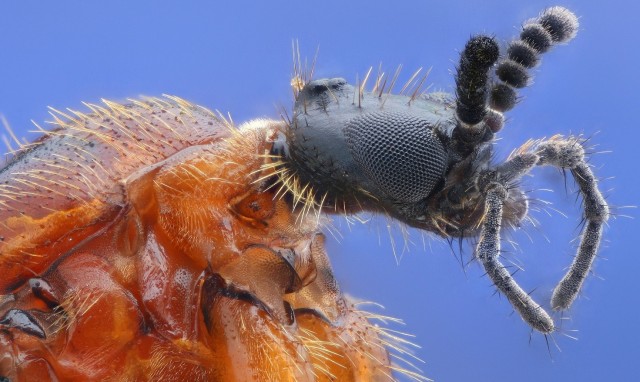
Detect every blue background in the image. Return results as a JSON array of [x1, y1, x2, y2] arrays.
[[1, 1, 637, 381]]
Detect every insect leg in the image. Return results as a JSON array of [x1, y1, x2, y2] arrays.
[[476, 184, 555, 333], [535, 137, 609, 310], [493, 136, 609, 315]]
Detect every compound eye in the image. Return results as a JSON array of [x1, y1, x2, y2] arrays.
[[344, 111, 447, 203]]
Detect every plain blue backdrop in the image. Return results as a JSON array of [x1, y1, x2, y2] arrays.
[[1, 1, 638, 381]]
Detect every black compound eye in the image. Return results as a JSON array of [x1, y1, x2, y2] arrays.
[[344, 111, 446, 203]]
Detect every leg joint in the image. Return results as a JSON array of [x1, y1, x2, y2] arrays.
[[537, 138, 585, 168]]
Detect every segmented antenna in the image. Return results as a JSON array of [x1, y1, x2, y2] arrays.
[[489, 7, 579, 114], [455, 36, 500, 126], [454, 6, 579, 138]]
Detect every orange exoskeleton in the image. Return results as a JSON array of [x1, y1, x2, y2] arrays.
[[0, 6, 609, 382], [0, 98, 421, 381]]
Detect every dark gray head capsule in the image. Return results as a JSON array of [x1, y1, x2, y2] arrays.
[[277, 77, 455, 215]]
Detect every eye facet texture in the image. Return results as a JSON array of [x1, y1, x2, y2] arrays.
[[345, 111, 446, 203]]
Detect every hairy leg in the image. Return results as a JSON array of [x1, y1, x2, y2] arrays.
[[476, 136, 609, 333]]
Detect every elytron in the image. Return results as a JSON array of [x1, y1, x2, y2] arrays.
[[0, 6, 608, 382]]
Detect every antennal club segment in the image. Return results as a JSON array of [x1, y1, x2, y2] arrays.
[[453, 6, 580, 151]]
